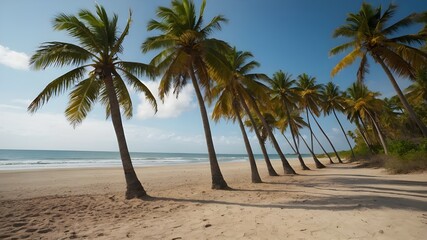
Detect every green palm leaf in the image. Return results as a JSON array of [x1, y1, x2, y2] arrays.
[[65, 77, 101, 126], [30, 42, 95, 69], [28, 66, 88, 113]]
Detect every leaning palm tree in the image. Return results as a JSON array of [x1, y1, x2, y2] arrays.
[[296, 74, 327, 168], [345, 83, 389, 154], [269, 71, 310, 170], [142, 0, 229, 189], [244, 113, 279, 176], [330, 3, 427, 137], [321, 82, 354, 160], [250, 97, 297, 174], [28, 5, 157, 199], [275, 108, 311, 170], [211, 49, 263, 183]]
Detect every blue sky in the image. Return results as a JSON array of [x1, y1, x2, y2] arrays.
[[0, 0, 425, 154]]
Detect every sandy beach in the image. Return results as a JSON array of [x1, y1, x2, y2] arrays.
[[0, 159, 426, 239]]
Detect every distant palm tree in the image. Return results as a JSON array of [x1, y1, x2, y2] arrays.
[[142, 0, 229, 189], [244, 113, 279, 176], [321, 82, 354, 160], [250, 96, 297, 174], [28, 5, 157, 199], [296, 74, 327, 168], [345, 83, 388, 154], [211, 49, 262, 183], [330, 3, 427, 137], [269, 71, 310, 170], [275, 108, 312, 170], [405, 68, 427, 104]]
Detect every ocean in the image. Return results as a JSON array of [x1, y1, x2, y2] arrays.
[[0, 149, 306, 170]]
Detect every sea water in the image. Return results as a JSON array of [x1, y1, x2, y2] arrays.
[[0, 149, 306, 170]]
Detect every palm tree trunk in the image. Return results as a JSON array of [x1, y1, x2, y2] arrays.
[[359, 116, 376, 147], [333, 109, 355, 160], [189, 67, 228, 189], [365, 108, 388, 155], [233, 102, 262, 183], [239, 95, 278, 176], [309, 110, 342, 163], [306, 109, 314, 150], [282, 132, 296, 153], [305, 109, 326, 168], [285, 108, 310, 170], [298, 132, 325, 168], [375, 55, 427, 137], [103, 73, 146, 199], [356, 118, 374, 153], [282, 132, 310, 170], [311, 129, 334, 164], [250, 99, 296, 174]]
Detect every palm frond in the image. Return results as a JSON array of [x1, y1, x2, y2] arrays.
[[117, 67, 158, 113], [53, 13, 102, 53], [116, 61, 155, 79], [141, 35, 177, 53], [65, 77, 101, 126], [28, 66, 88, 113], [375, 46, 416, 79], [329, 41, 357, 56], [30, 42, 95, 70], [111, 9, 132, 55], [382, 12, 417, 35], [111, 74, 133, 119], [331, 48, 362, 77], [357, 53, 369, 83]]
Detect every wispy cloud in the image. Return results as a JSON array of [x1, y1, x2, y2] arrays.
[[0, 45, 30, 70], [136, 81, 196, 119]]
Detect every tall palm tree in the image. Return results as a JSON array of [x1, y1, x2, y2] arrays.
[[142, 0, 229, 189], [28, 5, 157, 199], [345, 83, 388, 154], [269, 71, 310, 170], [330, 3, 427, 137], [211, 49, 262, 183], [321, 82, 354, 160], [244, 113, 279, 176], [275, 108, 311, 170], [296, 74, 327, 168], [249, 98, 297, 174]]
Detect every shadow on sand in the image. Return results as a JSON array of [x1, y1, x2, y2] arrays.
[[141, 166, 427, 212]]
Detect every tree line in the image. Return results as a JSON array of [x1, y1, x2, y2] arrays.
[[27, 0, 427, 198]]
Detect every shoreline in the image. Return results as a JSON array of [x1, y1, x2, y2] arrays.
[[0, 156, 303, 172], [1, 158, 426, 239]]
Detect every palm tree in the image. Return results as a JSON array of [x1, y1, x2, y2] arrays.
[[28, 5, 157, 199], [345, 83, 388, 154], [406, 68, 427, 104], [298, 132, 324, 166], [296, 74, 327, 168], [330, 3, 427, 137], [142, 0, 229, 189], [275, 108, 311, 170], [211, 49, 262, 183], [298, 74, 343, 163], [249, 97, 297, 174], [244, 113, 279, 176], [321, 82, 354, 160], [269, 71, 310, 170]]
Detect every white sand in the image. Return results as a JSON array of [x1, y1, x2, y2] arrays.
[[0, 159, 426, 239]]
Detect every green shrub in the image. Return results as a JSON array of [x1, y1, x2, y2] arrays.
[[385, 151, 427, 174], [388, 140, 418, 156]]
